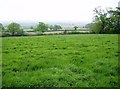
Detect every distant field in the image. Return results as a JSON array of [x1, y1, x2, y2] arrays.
[[2, 34, 119, 87], [23, 28, 90, 35]]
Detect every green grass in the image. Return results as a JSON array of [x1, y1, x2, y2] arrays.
[[2, 34, 119, 87]]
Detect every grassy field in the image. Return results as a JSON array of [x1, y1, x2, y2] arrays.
[[2, 34, 119, 87]]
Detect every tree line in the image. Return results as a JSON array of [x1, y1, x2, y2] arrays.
[[0, 22, 62, 36], [0, 21, 81, 37]]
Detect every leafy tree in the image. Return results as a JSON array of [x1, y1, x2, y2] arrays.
[[74, 26, 78, 30], [93, 7, 108, 33], [108, 9, 120, 33], [0, 23, 9, 36], [30, 26, 33, 29], [49, 25, 54, 30], [7, 22, 23, 35], [90, 7, 120, 34], [0, 23, 4, 31], [17, 29, 24, 36], [34, 22, 48, 32], [53, 25, 62, 30], [85, 23, 92, 28]]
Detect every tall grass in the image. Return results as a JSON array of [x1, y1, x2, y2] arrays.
[[2, 34, 118, 87]]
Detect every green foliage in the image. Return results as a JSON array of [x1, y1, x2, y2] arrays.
[[107, 9, 120, 33], [49, 25, 62, 30], [85, 23, 91, 28], [7, 22, 23, 36], [2, 34, 118, 87], [91, 7, 120, 34], [30, 26, 33, 29], [53, 25, 62, 30], [0, 23, 4, 31], [34, 22, 48, 32], [90, 22, 103, 33], [0, 23, 6, 36], [17, 29, 24, 36], [49, 25, 54, 30], [73, 26, 78, 30]]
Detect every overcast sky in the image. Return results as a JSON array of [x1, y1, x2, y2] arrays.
[[0, 0, 119, 23]]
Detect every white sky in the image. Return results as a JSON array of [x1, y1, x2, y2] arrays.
[[0, 0, 119, 23]]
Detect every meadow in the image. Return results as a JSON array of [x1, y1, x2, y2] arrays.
[[2, 34, 119, 87]]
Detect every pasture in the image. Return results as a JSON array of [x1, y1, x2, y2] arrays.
[[2, 34, 119, 87]]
